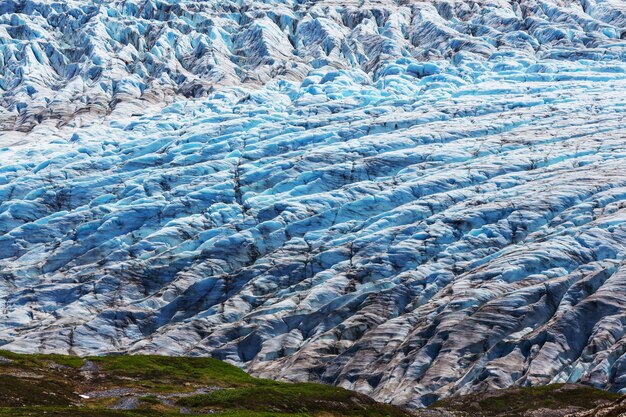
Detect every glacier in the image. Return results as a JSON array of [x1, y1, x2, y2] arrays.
[[1, 0, 626, 410]]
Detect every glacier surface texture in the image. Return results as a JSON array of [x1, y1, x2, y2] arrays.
[[2, 0, 626, 409]]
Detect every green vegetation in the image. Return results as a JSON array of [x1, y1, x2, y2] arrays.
[[177, 382, 405, 416], [89, 354, 257, 390], [0, 409, 165, 417], [0, 376, 76, 407], [0, 350, 84, 369], [429, 383, 623, 417], [0, 351, 410, 417], [1, 350, 623, 417], [0, 408, 310, 417]]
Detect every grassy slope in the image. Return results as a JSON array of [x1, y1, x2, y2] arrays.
[[428, 383, 623, 417], [0, 350, 624, 417], [0, 350, 410, 417]]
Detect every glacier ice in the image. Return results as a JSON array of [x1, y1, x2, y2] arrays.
[[1, 0, 626, 410]]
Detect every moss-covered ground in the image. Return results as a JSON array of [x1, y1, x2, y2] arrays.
[[0, 350, 409, 417], [429, 383, 623, 416], [0, 351, 624, 417]]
